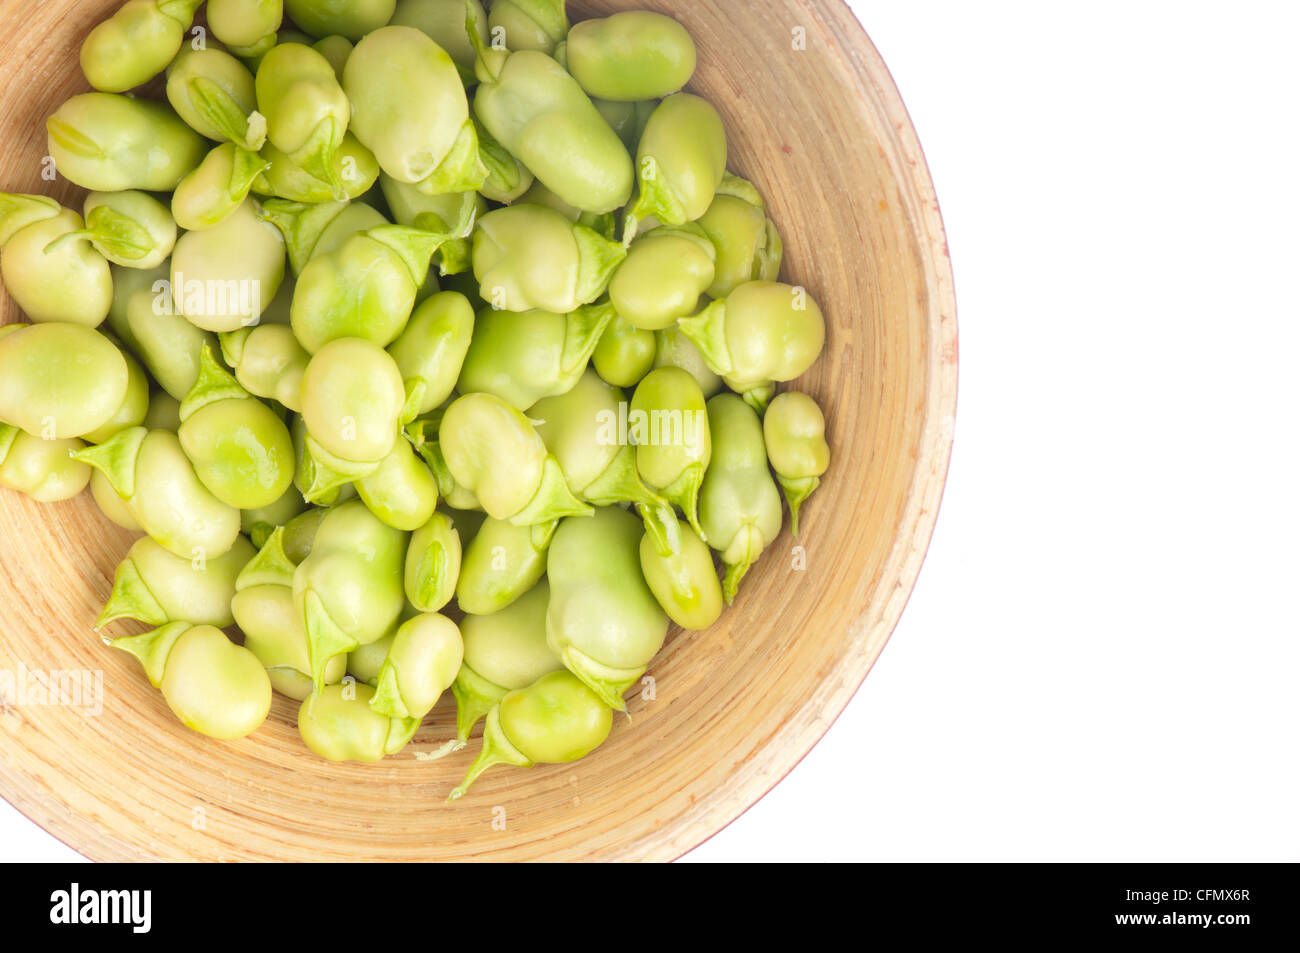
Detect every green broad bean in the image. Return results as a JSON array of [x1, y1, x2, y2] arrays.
[[260, 198, 387, 274], [653, 322, 723, 397], [380, 178, 481, 232], [105, 261, 169, 352], [207, 0, 284, 56], [472, 47, 633, 214], [291, 223, 463, 352], [177, 346, 295, 509], [369, 612, 462, 719], [471, 204, 625, 314], [0, 323, 129, 438], [169, 198, 286, 332], [531, 368, 679, 555], [46, 93, 207, 192], [72, 427, 243, 558], [457, 301, 613, 410], [344, 26, 478, 191], [298, 681, 417, 761], [378, 180, 481, 275], [241, 484, 308, 548], [698, 393, 783, 603], [455, 514, 554, 614], [628, 93, 727, 231], [281, 504, 327, 563], [609, 223, 716, 330], [592, 97, 657, 156], [512, 179, 616, 239], [110, 621, 273, 739], [62, 191, 177, 271], [487, 0, 567, 55], [221, 322, 310, 411], [293, 500, 407, 691], [0, 193, 60, 246], [629, 366, 712, 537], [233, 526, 346, 700], [405, 412, 480, 510], [142, 390, 183, 431], [254, 271, 296, 326], [254, 131, 381, 202], [697, 174, 783, 298], [171, 145, 267, 235], [286, 0, 397, 40], [439, 392, 591, 525], [0, 426, 90, 503], [80, 0, 203, 93], [390, 0, 487, 83], [475, 119, 533, 204], [82, 349, 150, 444], [254, 43, 351, 191], [291, 415, 349, 505], [312, 35, 354, 80], [124, 287, 217, 400], [592, 314, 656, 388], [452, 579, 561, 743], [299, 336, 406, 473], [0, 206, 112, 326], [763, 391, 830, 535], [545, 506, 668, 710], [355, 436, 439, 530], [566, 11, 695, 102], [405, 510, 461, 612], [96, 534, 255, 629], [676, 280, 826, 406], [91, 469, 143, 530], [165, 44, 268, 151], [347, 629, 396, 685], [171, 144, 271, 232], [638, 517, 722, 630], [387, 291, 475, 418], [449, 670, 611, 800]]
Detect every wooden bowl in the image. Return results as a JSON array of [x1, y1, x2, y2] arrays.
[[0, 0, 956, 861]]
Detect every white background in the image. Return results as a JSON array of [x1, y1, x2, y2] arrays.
[[4, 0, 1299, 862]]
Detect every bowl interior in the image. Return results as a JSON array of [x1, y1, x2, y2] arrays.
[[0, 0, 956, 861]]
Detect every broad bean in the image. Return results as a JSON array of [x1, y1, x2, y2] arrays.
[[0, 323, 129, 438], [452, 579, 561, 742], [457, 301, 613, 410], [72, 427, 243, 558], [177, 346, 295, 509], [698, 394, 782, 602], [0, 426, 90, 503], [545, 506, 668, 710], [81, 0, 204, 93], [46, 94, 207, 192], [439, 392, 590, 525], [110, 621, 272, 739], [677, 280, 826, 409], [471, 204, 625, 314], [566, 11, 695, 102], [629, 366, 712, 537], [97, 535, 255, 629], [763, 391, 830, 534]]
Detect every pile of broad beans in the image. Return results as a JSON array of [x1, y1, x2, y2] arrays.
[[0, 1, 831, 799]]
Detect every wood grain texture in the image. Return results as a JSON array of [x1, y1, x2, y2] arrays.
[[0, 0, 958, 861]]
